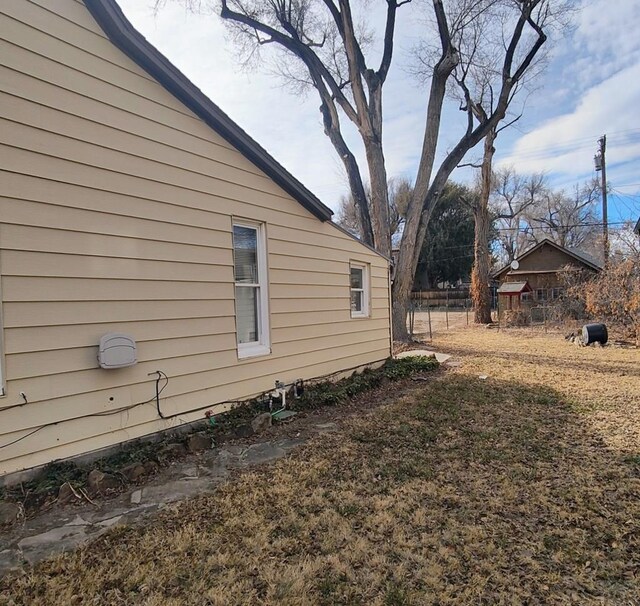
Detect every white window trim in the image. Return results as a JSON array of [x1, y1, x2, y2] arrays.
[[233, 220, 271, 359], [350, 262, 370, 318]]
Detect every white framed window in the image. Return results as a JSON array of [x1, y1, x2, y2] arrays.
[[536, 288, 547, 301], [232, 221, 270, 359], [521, 292, 532, 302], [350, 262, 370, 318]]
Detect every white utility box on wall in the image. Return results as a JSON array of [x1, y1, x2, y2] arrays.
[[97, 333, 137, 369]]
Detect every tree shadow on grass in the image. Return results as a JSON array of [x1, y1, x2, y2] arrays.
[[435, 339, 640, 379], [1, 376, 638, 606], [341, 375, 640, 604]]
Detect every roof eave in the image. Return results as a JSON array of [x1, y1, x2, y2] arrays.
[[83, 0, 333, 223], [329, 222, 391, 263]]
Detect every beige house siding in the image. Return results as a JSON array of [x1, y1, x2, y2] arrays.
[[0, 0, 391, 476]]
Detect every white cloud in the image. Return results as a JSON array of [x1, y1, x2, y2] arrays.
[[497, 62, 640, 183]]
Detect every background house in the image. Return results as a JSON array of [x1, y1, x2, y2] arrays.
[[492, 239, 602, 310], [0, 0, 391, 479]]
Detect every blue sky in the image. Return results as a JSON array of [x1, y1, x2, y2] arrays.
[[118, 0, 640, 225]]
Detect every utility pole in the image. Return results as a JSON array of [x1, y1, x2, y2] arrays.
[[594, 135, 609, 266]]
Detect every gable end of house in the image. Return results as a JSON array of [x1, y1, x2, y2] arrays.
[[492, 239, 602, 280], [83, 0, 333, 223]]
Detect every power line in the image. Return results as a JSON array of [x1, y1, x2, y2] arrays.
[[609, 189, 640, 216], [492, 220, 628, 232], [610, 188, 640, 200], [496, 129, 640, 163], [502, 138, 640, 164]]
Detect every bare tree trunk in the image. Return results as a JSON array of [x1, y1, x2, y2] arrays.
[[364, 137, 391, 258], [471, 128, 496, 323], [391, 41, 456, 341], [318, 97, 375, 247]]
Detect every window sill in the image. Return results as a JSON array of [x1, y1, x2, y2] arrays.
[[238, 344, 272, 359], [350, 313, 370, 319]]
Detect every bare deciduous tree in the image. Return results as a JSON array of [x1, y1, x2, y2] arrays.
[[336, 177, 412, 244], [611, 221, 640, 262], [491, 168, 543, 263], [491, 171, 601, 263], [389, 0, 560, 338], [432, 3, 550, 324], [157, 0, 566, 340], [525, 179, 601, 253]]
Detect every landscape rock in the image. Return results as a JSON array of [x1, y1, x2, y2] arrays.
[[234, 424, 254, 439], [18, 525, 89, 564], [122, 463, 146, 483], [65, 515, 89, 527], [240, 442, 286, 466], [143, 460, 159, 475], [57, 482, 81, 505], [0, 424, 325, 574], [251, 412, 273, 434], [187, 433, 211, 453], [158, 442, 187, 460], [96, 515, 123, 528], [0, 501, 21, 526], [222, 444, 245, 456], [277, 437, 308, 450], [87, 469, 120, 494]]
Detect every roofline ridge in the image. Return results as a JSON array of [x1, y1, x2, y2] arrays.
[[83, 0, 333, 223]]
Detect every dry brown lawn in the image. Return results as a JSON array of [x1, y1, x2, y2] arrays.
[[1, 328, 639, 605], [432, 327, 640, 453]]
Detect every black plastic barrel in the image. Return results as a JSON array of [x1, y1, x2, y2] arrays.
[[582, 323, 608, 345]]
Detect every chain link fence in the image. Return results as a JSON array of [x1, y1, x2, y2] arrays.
[[408, 291, 474, 340]]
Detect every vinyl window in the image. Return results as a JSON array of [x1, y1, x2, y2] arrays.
[[536, 288, 548, 301], [350, 263, 370, 318], [232, 221, 270, 358]]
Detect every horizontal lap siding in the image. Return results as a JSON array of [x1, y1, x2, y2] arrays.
[[0, 0, 391, 475]]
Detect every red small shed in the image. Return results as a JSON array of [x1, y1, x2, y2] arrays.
[[496, 281, 532, 310]]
